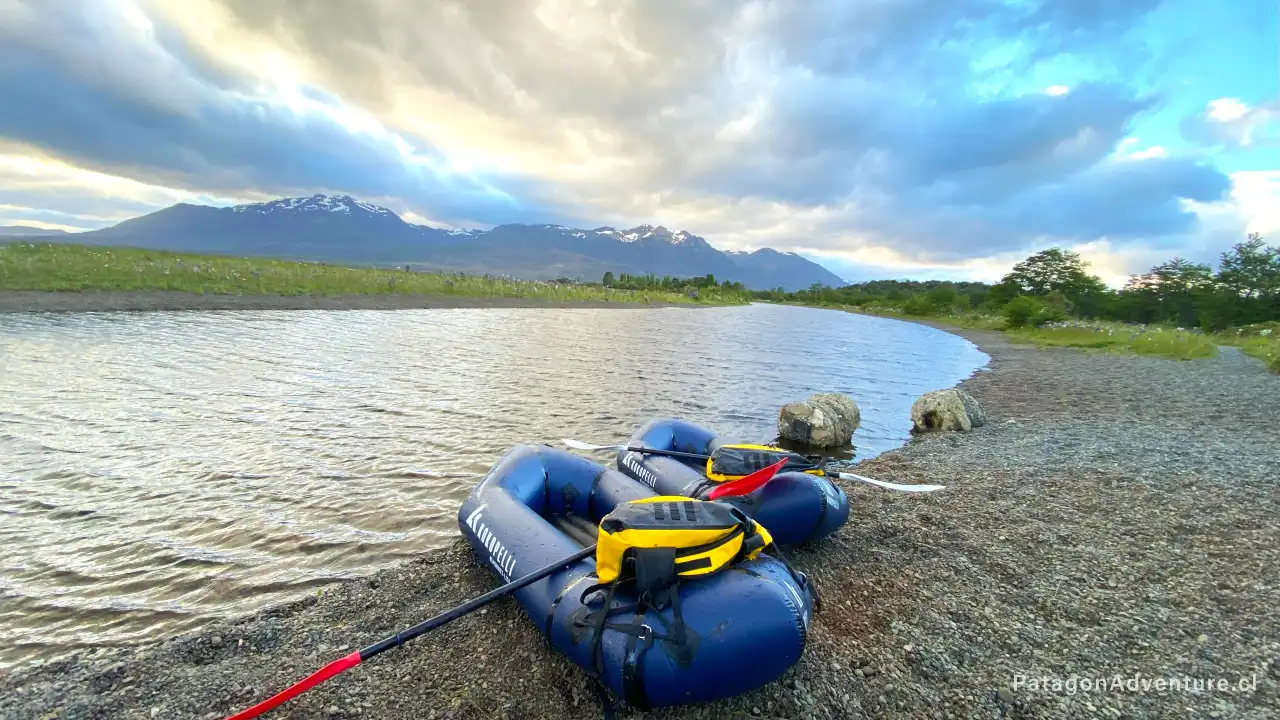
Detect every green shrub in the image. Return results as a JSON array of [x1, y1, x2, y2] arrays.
[[902, 295, 936, 316], [1036, 304, 1068, 325], [1002, 295, 1045, 328]]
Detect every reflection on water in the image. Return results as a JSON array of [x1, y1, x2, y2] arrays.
[[0, 303, 986, 666]]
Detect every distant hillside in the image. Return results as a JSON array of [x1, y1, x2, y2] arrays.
[[60, 194, 845, 290], [0, 225, 69, 236]]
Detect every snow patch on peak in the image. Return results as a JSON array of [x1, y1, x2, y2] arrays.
[[231, 193, 396, 217], [353, 199, 392, 214]]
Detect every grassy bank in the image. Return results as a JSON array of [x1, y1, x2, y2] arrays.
[[0, 242, 746, 305], [820, 303, 1280, 371], [1007, 322, 1218, 360]]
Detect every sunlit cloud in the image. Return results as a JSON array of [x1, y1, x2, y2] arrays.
[[0, 0, 1273, 284]]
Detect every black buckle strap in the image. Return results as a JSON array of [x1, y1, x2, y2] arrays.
[[621, 610, 653, 710], [767, 542, 821, 614]]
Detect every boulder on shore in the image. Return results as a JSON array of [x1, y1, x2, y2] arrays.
[[910, 389, 987, 433], [777, 392, 861, 448]]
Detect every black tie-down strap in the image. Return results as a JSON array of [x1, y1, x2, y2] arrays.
[[568, 560, 701, 712]]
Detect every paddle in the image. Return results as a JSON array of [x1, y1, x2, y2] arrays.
[[706, 457, 790, 499], [222, 546, 597, 720], [562, 439, 711, 462], [222, 458, 788, 720], [830, 471, 945, 493], [562, 439, 946, 493]]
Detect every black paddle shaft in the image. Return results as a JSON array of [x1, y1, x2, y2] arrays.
[[627, 446, 826, 467], [358, 544, 597, 661], [625, 446, 710, 462]]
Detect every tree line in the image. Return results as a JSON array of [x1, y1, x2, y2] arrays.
[[749, 233, 1280, 331], [600, 271, 747, 293]]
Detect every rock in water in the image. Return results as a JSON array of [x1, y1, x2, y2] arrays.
[[777, 392, 861, 447], [910, 389, 987, 433]]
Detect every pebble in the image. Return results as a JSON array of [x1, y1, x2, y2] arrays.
[[210, 636, 222, 648]]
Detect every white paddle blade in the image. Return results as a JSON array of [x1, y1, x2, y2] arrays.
[[562, 439, 624, 452], [837, 472, 946, 493]]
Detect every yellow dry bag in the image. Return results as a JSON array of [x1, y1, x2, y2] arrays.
[[594, 496, 771, 585]]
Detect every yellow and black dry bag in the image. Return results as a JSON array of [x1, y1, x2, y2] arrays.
[[594, 496, 772, 586], [575, 496, 816, 711], [704, 444, 826, 483]]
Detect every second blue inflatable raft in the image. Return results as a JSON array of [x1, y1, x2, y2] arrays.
[[457, 444, 815, 709], [617, 418, 850, 546]]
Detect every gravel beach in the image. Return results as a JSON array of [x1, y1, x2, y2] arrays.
[[3, 325, 1277, 720]]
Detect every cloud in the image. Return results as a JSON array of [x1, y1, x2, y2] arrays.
[[0, 151, 249, 227], [0, 0, 1266, 284], [1182, 97, 1280, 149], [0, 0, 574, 229]]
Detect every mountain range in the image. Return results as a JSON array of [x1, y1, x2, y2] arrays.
[[3, 194, 847, 290], [0, 225, 67, 236]]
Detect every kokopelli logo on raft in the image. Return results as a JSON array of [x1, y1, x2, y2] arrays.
[[465, 504, 516, 582], [623, 452, 660, 488]]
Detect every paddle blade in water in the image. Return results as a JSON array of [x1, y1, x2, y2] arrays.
[[707, 457, 790, 500]]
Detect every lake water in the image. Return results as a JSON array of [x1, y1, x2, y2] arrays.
[[0, 302, 987, 666]]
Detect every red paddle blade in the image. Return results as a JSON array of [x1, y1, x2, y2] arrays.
[[707, 457, 790, 500], [224, 651, 362, 720]]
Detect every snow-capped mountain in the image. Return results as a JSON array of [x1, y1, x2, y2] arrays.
[[591, 225, 704, 246], [66, 194, 845, 290], [231, 194, 396, 217]]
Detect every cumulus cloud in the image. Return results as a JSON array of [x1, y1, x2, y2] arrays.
[[0, 0, 1266, 279], [0, 0, 565, 229], [1181, 97, 1280, 149]]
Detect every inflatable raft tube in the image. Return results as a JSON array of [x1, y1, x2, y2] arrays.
[[458, 444, 814, 709], [615, 418, 850, 546]]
